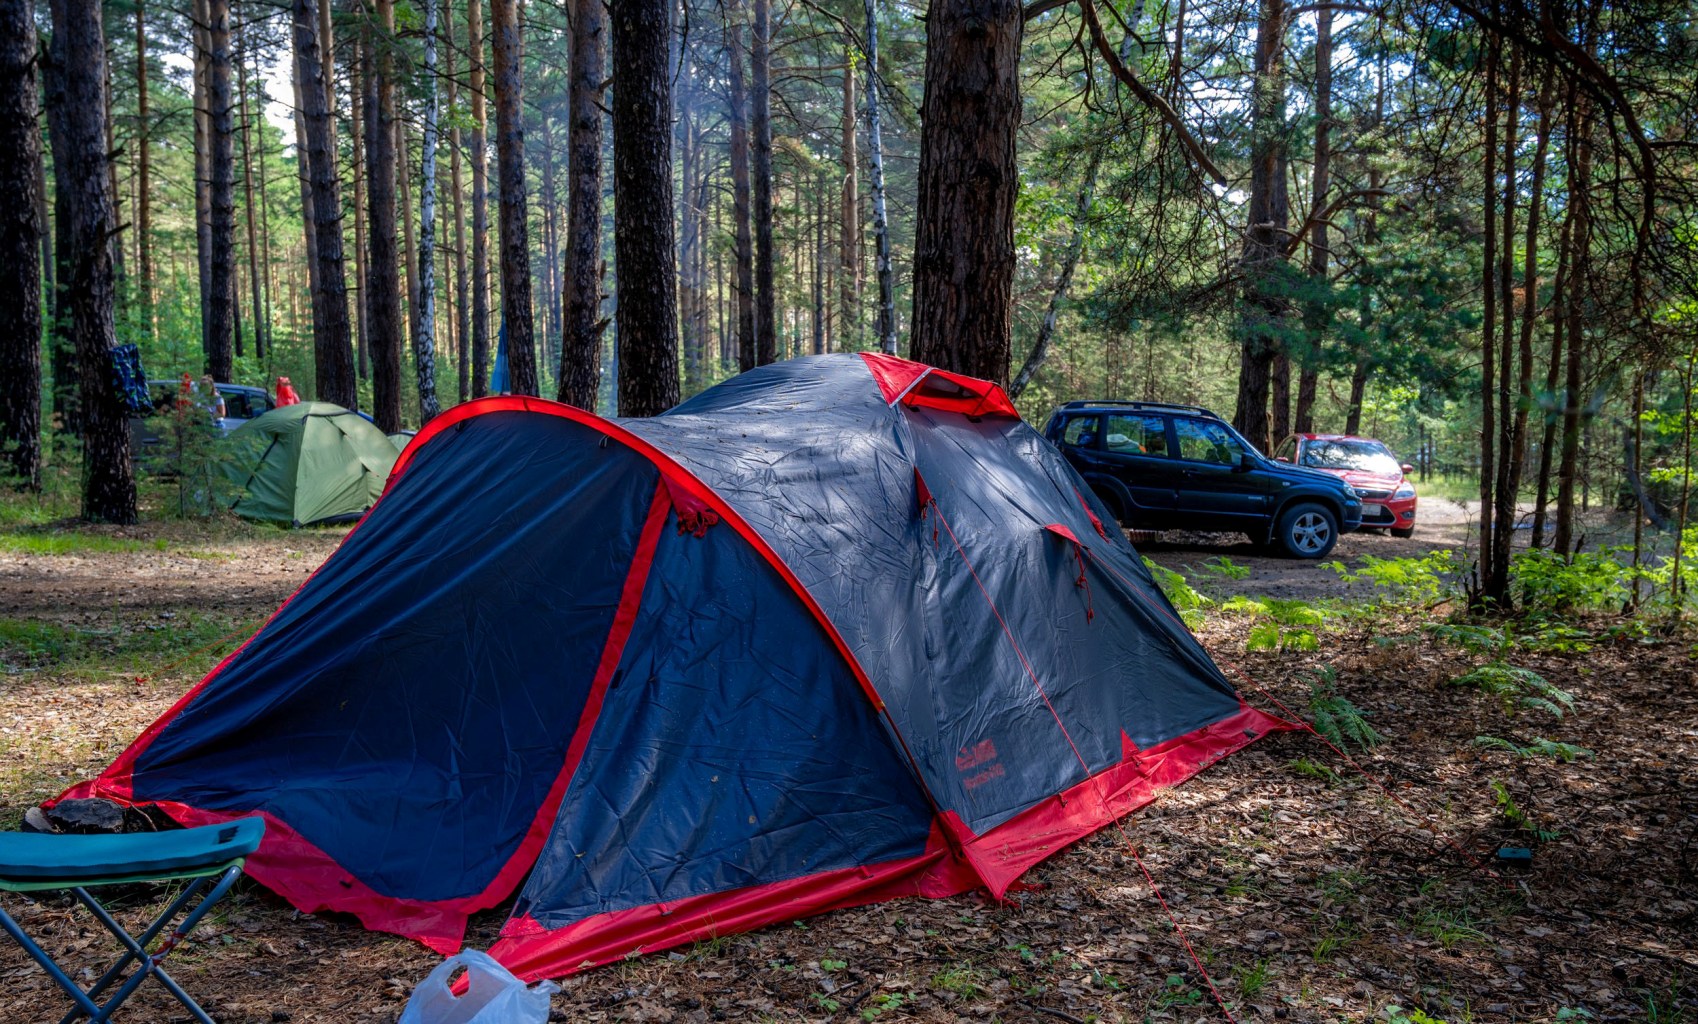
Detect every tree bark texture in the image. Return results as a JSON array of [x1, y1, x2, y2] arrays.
[[414, 0, 441, 422], [751, 0, 776, 366], [204, 0, 235, 381], [45, 0, 136, 522], [558, 0, 604, 409], [445, 0, 470, 404], [364, 2, 402, 432], [133, 0, 152, 331], [726, 0, 756, 372], [489, 0, 535, 395], [864, 0, 895, 355], [839, 52, 859, 349], [1293, 4, 1330, 436], [609, 0, 679, 416], [467, 0, 490, 397], [0, 0, 43, 487], [907, 0, 1022, 385], [1552, 90, 1593, 555], [1478, 33, 1499, 586], [293, 0, 355, 407], [1231, 0, 1288, 453]]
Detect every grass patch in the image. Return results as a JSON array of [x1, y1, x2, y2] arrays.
[[0, 612, 259, 675], [0, 532, 168, 556], [1415, 906, 1491, 950]]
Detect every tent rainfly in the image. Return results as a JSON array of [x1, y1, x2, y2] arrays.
[[223, 403, 397, 527], [62, 354, 1292, 981]]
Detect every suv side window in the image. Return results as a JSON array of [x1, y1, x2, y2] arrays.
[[1103, 414, 1168, 456], [1174, 418, 1246, 465], [1273, 436, 1297, 462], [1061, 415, 1100, 448]]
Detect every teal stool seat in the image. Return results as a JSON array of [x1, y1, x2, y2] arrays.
[[0, 815, 266, 1023], [0, 818, 264, 888]]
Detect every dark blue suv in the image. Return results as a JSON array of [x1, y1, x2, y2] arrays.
[[1043, 401, 1363, 558]]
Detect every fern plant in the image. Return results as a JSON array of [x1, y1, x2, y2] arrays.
[[1451, 663, 1575, 718], [1307, 673, 1384, 751], [1472, 735, 1594, 762], [1491, 780, 1561, 841]]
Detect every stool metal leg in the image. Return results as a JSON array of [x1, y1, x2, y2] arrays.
[[0, 905, 106, 1019], [48, 865, 245, 1024]]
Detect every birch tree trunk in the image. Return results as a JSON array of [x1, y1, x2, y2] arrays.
[[863, 0, 895, 354], [445, 0, 470, 404], [839, 51, 859, 350], [414, 0, 440, 422]]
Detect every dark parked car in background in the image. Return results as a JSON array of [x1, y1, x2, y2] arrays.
[[1043, 401, 1363, 558], [129, 380, 276, 462]]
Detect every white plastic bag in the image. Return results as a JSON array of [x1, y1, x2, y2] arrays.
[[398, 949, 560, 1024]]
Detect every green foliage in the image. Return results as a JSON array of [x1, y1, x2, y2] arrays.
[[1492, 780, 1561, 841], [1143, 557, 1210, 629], [1384, 1006, 1450, 1024], [1234, 959, 1271, 999], [1472, 735, 1594, 762], [1288, 756, 1341, 783], [1512, 549, 1635, 615], [1450, 663, 1575, 718], [1307, 669, 1385, 750], [1425, 621, 1509, 655], [1197, 555, 1250, 581], [1326, 551, 1462, 608], [1414, 906, 1490, 949]]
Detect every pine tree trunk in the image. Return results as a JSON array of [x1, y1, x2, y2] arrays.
[[489, 0, 535, 395], [558, 0, 603, 409], [291, 70, 321, 371], [133, 0, 153, 337], [608, 0, 679, 416], [538, 119, 560, 375], [205, 0, 235, 381], [1532, 162, 1573, 549], [192, 0, 212, 365], [445, 0, 470, 405], [468, 0, 491, 396], [863, 0, 895, 354], [726, 0, 756, 372], [1231, 0, 1288, 453], [1478, 33, 1499, 588], [1552, 91, 1592, 555], [1486, 49, 1522, 606], [1343, 358, 1369, 434], [414, 0, 440, 423], [678, 100, 704, 390], [44, 0, 136, 522], [0, 0, 43, 487], [907, 0, 1021, 384], [1293, 3, 1329, 435], [364, 0, 403, 432], [750, 0, 776, 366], [292, 0, 355, 407]]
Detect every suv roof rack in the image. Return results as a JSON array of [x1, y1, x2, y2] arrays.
[[1058, 400, 1223, 419]]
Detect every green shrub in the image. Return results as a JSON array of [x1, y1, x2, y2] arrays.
[[1307, 669, 1385, 750], [1451, 663, 1575, 718]]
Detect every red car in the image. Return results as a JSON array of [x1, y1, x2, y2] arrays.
[[1273, 433, 1418, 537]]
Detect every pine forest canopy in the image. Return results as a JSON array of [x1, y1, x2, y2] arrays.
[[0, 0, 1693, 596]]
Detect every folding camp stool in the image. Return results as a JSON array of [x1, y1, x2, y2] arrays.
[[0, 816, 264, 1023]]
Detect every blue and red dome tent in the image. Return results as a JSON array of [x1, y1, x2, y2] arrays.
[[61, 353, 1292, 981]]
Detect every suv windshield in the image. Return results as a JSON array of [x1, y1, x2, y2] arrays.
[[1301, 439, 1401, 476]]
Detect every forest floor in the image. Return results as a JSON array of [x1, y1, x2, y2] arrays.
[[1, 510, 1695, 1023]]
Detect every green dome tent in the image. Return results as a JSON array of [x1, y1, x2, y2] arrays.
[[224, 403, 398, 526]]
